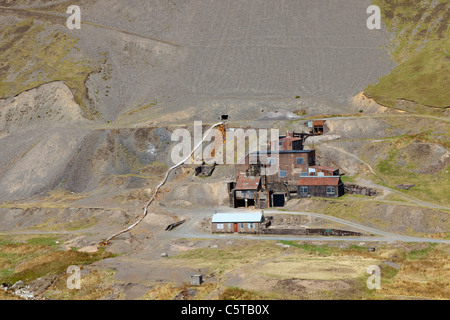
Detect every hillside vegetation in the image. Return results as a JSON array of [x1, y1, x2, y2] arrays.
[[0, 18, 96, 119], [364, 0, 450, 109]]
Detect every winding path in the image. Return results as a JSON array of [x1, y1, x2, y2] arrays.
[[0, 7, 181, 48], [100, 122, 225, 246]]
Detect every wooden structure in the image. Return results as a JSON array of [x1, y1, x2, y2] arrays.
[[228, 175, 270, 208], [240, 150, 316, 185], [165, 219, 187, 231], [228, 128, 346, 208], [307, 120, 326, 135], [297, 176, 344, 198]]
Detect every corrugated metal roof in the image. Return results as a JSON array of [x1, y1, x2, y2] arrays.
[[236, 176, 260, 190], [212, 212, 263, 223], [297, 177, 340, 186], [252, 150, 313, 154], [312, 120, 326, 126], [281, 136, 303, 142]]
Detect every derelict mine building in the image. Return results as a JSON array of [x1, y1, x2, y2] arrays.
[[297, 176, 344, 198], [228, 130, 343, 208]]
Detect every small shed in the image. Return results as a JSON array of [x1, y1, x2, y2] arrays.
[[307, 120, 326, 135], [190, 275, 203, 286], [297, 176, 344, 198], [211, 212, 264, 234], [232, 175, 261, 208]]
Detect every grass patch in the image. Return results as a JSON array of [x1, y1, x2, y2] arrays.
[[172, 241, 288, 275], [279, 241, 332, 256], [25, 237, 59, 247], [365, 40, 450, 108], [118, 99, 158, 121], [338, 193, 373, 200], [139, 282, 181, 300], [140, 282, 228, 301], [380, 264, 399, 282], [407, 243, 437, 260], [43, 268, 116, 300], [305, 198, 367, 224], [0, 237, 113, 285], [4, 250, 108, 284], [167, 240, 448, 299], [340, 175, 357, 184], [140, 161, 168, 176], [365, 0, 450, 109], [362, 134, 450, 206], [0, 238, 13, 247], [4, 249, 112, 285], [376, 244, 450, 299], [64, 217, 98, 231], [348, 245, 367, 251], [0, 18, 97, 119], [293, 109, 306, 116], [219, 287, 266, 300], [378, 157, 450, 206]]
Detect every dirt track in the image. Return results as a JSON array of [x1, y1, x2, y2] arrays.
[[157, 207, 450, 244]]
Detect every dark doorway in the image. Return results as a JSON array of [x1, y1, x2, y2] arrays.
[[234, 223, 238, 233], [236, 199, 246, 207], [235, 198, 255, 208], [272, 193, 286, 207], [314, 126, 324, 135]]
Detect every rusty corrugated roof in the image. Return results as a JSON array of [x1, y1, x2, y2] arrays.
[[297, 177, 340, 186], [236, 176, 260, 190], [312, 120, 326, 126], [281, 136, 303, 142]]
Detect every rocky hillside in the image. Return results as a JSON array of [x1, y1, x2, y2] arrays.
[[0, 1, 448, 302], [0, 0, 447, 216]]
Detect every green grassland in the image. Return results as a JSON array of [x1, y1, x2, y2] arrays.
[[0, 235, 112, 286], [360, 129, 450, 206], [364, 0, 450, 109], [170, 240, 449, 300], [376, 150, 450, 206]]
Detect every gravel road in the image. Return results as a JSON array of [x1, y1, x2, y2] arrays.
[[161, 207, 450, 244]]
